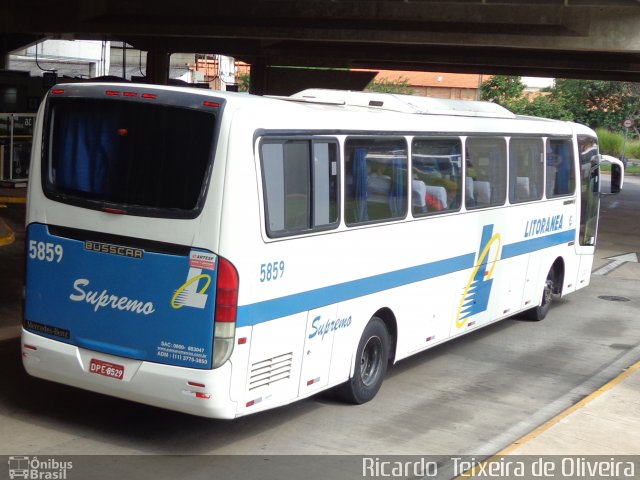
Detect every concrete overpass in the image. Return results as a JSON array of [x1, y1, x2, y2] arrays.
[[2, 0, 640, 93]]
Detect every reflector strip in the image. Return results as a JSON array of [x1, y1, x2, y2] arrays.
[[188, 381, 205, 388], [23, 344, 37, 350], [102, 207, 127, 215], [238, 337, 247, 345], [182, 389, 212, 400]]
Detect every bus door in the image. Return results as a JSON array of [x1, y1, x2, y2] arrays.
[[575, 135, 600, 288]]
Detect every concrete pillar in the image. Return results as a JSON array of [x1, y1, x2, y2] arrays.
[[0, 53, 9, 70], [145, 49, 170, 85], [249, 58, 268, 95]]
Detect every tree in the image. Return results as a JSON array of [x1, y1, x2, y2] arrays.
[[552, 79, 640, 133], [366, 76, 415, 94], [237, 72, 250, 92], [479, 75, 525, 106], [515, 94, 573, 121], [479, 75, 640, 132]]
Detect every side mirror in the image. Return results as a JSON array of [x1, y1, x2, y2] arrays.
[[599, 154, 624, 194], [610, 163, 622, 194]]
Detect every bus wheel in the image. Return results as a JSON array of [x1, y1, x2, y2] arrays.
[[526, 270, 555, 321], [337, 317, 389, 404]]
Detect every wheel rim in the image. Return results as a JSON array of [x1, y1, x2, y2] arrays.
[[360, 335, 383, 387], [542, 279, 553, 306]]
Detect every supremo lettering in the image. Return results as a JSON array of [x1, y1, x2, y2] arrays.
[[524, 214, 563, 238], [309, 315, 352, 340], [70, 279, 155, 315]]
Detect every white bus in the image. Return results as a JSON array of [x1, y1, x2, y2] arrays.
[[22, 84, 623, 418]]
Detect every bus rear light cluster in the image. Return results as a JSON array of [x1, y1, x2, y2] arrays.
[[212, 257, 239, 369], [215, 257, 239, 323], [103, 90, 157, 99]]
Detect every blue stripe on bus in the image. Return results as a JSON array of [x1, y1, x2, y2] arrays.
[[236, 228, 577, 327], [501, 229, 575, 259]]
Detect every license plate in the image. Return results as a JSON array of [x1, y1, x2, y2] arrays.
[[89, 358, 124, 380]]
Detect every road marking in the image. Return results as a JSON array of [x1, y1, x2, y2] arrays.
[[593, 252, 639, 276], [454, 360, 640, 478], [0, 196, 26, 204], [0, 218, 15, 247]]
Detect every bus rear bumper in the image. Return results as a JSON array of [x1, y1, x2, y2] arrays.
[[21, 329, 239, 419]]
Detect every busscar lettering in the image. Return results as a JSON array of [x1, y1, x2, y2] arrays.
[[70, 278, 155, 315], [523, 214, 564, 238], [85, 240, 144, 259], [308, 315, 352, 340]]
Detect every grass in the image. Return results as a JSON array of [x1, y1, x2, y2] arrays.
[[596, 128, 640, 159], [599, 161, 640, 175]]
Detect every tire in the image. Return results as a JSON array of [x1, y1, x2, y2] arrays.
[[525, 271, 555, 321], [336, 317, 390, 404]]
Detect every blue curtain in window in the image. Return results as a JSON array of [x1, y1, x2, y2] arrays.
[[353, 147, 369, 222], [55, 106, 118, 195], [389, 156, 405, 217], [556, 142, 570, 194]]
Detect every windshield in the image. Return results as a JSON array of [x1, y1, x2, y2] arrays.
[[44, 97, 217, 218]]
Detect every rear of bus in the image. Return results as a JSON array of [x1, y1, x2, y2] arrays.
[[22, 83, 240, 418]]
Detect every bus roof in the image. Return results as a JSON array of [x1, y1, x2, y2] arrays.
[[50, 82, 585, 137], [285, 88, 516, 119]]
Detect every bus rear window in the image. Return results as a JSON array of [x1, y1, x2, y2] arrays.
[[44, 98, 217, 218]]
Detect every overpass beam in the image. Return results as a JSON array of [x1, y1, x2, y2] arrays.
[[146, 48, 170, 85]]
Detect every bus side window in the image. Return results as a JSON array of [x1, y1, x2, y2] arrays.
[[546, 138, 575, 198], [345, 137, 408, 225], [411, 137, 462, 216], [261, 138, 339, 237], [465, 137, 507, 209], [509, 138, 544, 203]]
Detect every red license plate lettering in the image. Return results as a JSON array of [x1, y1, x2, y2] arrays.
[[89, 359, 124, 380]]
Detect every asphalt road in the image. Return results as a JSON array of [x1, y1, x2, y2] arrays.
[[0, 178, 638, 479]]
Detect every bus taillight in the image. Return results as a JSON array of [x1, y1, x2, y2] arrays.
[[212, 257, 239, 368], [215, 257, 238, 323]]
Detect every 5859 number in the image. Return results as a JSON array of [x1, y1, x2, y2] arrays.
[[260, 260, 285, 282], [29, 240, 63, 263]]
